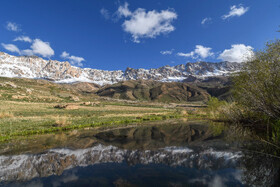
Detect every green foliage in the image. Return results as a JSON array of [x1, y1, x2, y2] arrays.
[[272, 120, 280, 143], [202, 96, 228, 121], [233, 40, 280, 120], [210, 122, 226, 136], [207, 96, 227, 111]]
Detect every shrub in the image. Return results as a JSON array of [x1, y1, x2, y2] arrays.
[[233, 40, 280, 121], [206, 97, 227, 120], [207, 96, 227, 111], [54, 104, 68, 109], [218, 102, 268, 123]]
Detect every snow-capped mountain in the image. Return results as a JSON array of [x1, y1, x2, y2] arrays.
[[0, 52, 242, 85]]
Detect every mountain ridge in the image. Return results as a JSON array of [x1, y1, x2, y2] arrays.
[[0, 51, 242, 85]]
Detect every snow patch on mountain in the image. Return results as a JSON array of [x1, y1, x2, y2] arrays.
[[0, 52, 242, 85]]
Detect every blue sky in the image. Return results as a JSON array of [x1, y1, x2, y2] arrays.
[[0, 0, 279, 70]]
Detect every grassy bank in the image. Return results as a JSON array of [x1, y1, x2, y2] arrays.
[[0, 100, 186, 142]]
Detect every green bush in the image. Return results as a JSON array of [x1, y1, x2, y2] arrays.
[[207, 96, 227, 111], [205, 96, 228, 120], [233, 40, 280, 121]]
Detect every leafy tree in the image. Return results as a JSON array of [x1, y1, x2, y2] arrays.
[[233, 40, 280, 120]]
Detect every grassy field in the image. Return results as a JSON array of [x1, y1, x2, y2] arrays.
[[0, 100, 183, 141], [0, 77, 208, 142]]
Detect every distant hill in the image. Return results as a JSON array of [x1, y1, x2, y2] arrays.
[[97, 80, 209, 102], [0, 50, 239, 102], [184, 76, 233, 101], [0, 75, 236, 103]]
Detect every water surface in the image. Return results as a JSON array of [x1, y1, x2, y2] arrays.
[[0, 120, 279, 186]]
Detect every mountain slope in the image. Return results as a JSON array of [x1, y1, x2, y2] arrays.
[[97, 80, 209, 102], [0, 52, 242, 85], [184, 76, 233, 101]]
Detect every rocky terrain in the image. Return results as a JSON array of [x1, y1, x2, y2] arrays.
[[0, 52, 242, 85], [184, 76, 233, 101], [97, 80, 209, 102], [0, 76, 210, 103]]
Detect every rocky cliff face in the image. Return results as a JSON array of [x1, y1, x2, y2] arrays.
[[0, 52, 242, 85]]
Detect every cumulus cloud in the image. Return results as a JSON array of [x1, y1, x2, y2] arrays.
[[1, 43, 21, 54], [13, 36, 32, 43], [117, 3, 177, 43], [160, 49, 174, 55], [100, 8, 110, 20], [29, 39, 54, 58], [177, 45, 214, 59], [218, 44, 254, 63], [201, 17, 212, 25], [222, 5, 249, 20], [2, 21, 54, 58], [1, 38, 55, 58], [6, 22, 20, 32], [60, 51, 85, 67]]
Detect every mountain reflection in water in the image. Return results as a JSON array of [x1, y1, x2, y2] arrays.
[[0, 120, 279, 187]]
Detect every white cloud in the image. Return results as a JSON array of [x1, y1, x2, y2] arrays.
[[1, 31, 54, 58], [6, 22, 20, 32], [21, 49, 34, 56], [60, 51, 85, 67], [100, 8, 110, 20], [117, 3, 177, 43], [177, 51, 194, 58], [194, 45, 214, 58], [117, 2, 132, 17], [160, 49, 173, 55], [201, 17, 212, 25], [218, 44, 254, 63], [61, 51, 69, 58], [1, 43, 21, 54], [222, 5, 249, 20], [13, 36, 32, 43], [177, 45, 214, 59], [30, 39, 54, 58]]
